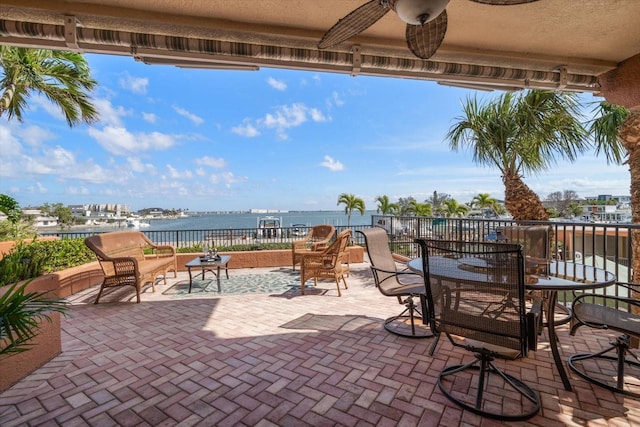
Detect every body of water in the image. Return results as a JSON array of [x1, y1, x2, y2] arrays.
[[65, 210, 376, 234]]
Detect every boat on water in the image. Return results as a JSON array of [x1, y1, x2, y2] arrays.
[[257, 216, 282, 238], [126, 218, 150, 228], [290, 224, 307, 237]]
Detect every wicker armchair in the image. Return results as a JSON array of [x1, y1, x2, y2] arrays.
[[292, 224, 336, 270], [300, 229, 351, 296]]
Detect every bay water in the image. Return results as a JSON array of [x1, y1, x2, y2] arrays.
[[71, 210, 376, 233]]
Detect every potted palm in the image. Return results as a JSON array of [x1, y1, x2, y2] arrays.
[[0, 242, 69, 392]]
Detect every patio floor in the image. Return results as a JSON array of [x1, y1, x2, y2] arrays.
[[1, 261, 639, 426]]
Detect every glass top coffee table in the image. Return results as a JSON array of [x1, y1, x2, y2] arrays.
[[185, 255, 231, 293]]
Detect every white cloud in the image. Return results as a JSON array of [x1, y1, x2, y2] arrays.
[[330, 91, 344, 107], [195, 156, 227, 168], [320, 155, 344, 172], [309, 108, 328, 122], [142, 112, 157, 123], [173, 106, 204, 125], [267, 77, 287, 91], [0, 124, 23, 158], [233, 103, 329, 140], [94, 98, 130, 127], [211, 171, 248, 188], [88, 126, 178, 155], [26, 182, 48, 194], [166, 165, 193, 180], [119, 72, 149, 94], [30, 95, 66, 121], [127, 157, 156, 174], [17, 125, 56, 147], [66, 186, 90, 195], [231, 122, 260, 137], [261, 103, 307, 130]]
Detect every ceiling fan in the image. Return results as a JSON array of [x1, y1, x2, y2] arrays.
[[318, 0, 539, 59]]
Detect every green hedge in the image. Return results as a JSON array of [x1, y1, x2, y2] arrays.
[[175, 242, 293, 253], [0, 239, 96, 286]]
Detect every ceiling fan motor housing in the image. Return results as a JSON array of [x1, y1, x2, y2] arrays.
[[390, 0, 449, 25]]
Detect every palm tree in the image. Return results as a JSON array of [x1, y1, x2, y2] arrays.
[[375, 195, 398, 216], [471, 193, 498, 218], [0, 46, 99, 125], [428, 191, 451, 216], [447, 90, 588, 221], [442, 199, 470, 218], [337, 193, 366, 227], [587, 102, 640, 288], [406, 200, 432, 217]]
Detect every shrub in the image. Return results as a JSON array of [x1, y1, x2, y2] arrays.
[[175, 242, 293, 253], [0, 242, 46, 286], [0, 239, 95, 286]]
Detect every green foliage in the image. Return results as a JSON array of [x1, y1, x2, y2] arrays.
[[0, 194, 21, 224], [0, 242, 46, 286], [0, 219, 38, 241], [28, 239, 96, 273], [0, 46, 99, 125], [176, 242, 293, 253], [40, 203, 74, 228], [0, 239, 95, 286], [0, 281, 68, 355]]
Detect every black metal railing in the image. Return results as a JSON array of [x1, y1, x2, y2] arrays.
[[41, 224, 371, 250], [41, 215, 635, 282], [39, 215, 637, 310]]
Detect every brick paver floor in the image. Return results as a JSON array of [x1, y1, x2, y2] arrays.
[[1, 262, 639, 426]]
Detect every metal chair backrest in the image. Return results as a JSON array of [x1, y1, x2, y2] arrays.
[[358, 227, 401, 290], [499, 225, 550, 264], [416, 238, 531, 357]]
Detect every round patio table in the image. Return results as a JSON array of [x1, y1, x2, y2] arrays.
[[407, 258, 616, 392]]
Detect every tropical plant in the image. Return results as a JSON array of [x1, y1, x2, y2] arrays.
[[442, 199, 470, 218], [447, 89, 588, 221], [406, 200, 432, 217], [428, 191, 451, 216], [337, 193, 366, 227], [0, 194, 21, 224], [0, 195, 37, 241], [0, 242, 46, 286], [0, 46, 99, 125], [586, 102, 640, 289], [0, 281, 68, 355], [395, 197, 417, 216], [470, 193, 498, 217], [375, 195, 398, 216]]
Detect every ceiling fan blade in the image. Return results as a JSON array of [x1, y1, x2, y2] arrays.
[[318, 0, 390, 49], [468, 0, 539, 5], [405, 10, 447, 60]]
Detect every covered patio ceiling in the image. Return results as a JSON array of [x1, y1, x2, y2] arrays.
[[1, 0, 640, 108]]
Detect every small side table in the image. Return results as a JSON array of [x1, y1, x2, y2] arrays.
[[185, 255, 231, 293]]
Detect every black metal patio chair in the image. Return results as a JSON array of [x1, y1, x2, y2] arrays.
[[414, 238, 542, 421]]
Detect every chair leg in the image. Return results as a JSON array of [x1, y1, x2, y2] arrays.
[[438, 352, 540, 421], [383, 295, 433, 339], [568, 334, 640, 397], [94, 284, 105, 304]]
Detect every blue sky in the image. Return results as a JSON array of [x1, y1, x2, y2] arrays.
[[0, 53, 630, 212]]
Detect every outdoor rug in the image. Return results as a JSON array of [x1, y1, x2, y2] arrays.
[[163, 272, 315, 297], [280, 313, 380, 331]]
